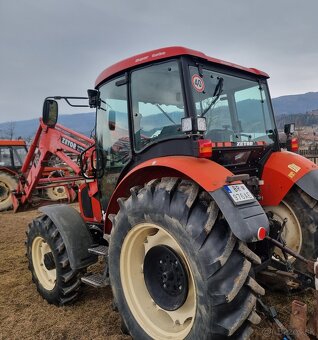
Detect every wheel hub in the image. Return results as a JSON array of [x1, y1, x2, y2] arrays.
[[265, 201, 302, 262], [44, 252, 56, 270], [0, 182, 9, 202], [144, 245, 188, 311]]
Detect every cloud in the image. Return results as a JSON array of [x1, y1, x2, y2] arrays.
[[0, 0, 317, 123]]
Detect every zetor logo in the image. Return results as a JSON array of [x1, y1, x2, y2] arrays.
[[236, 141, 254, 146], [61, 137, 84, 153]]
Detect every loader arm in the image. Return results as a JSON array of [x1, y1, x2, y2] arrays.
[[12, 119, 95, 211]]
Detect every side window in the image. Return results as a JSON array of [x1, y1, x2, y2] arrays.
[[0, 147, 12, 166], [96, 77, 130, 167], [131, 61, 185, 151], [234, 83, 274, 143], [96, 76, 130, 210]]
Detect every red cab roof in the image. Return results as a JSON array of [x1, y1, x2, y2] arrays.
[[0, 139, 26, 146], [95, 46, 269, 86]]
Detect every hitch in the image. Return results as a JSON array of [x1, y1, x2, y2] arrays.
[[265, 235, 318, 276], [266, 235, 318, 338]]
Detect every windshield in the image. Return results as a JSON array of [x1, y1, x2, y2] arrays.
[[189, 66, 275, 144]]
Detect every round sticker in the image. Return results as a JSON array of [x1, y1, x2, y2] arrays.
[[191, 74, 205, 93]]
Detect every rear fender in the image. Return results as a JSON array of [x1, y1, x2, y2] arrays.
[[0, 167, 18, 176], [261, 151, 318, 206], [106, 156, 269, 242], [39, 205, 97, 270]]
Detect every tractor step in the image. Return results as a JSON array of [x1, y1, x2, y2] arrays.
[[88, 245, 108, 256], [81, 273, 109, 288]]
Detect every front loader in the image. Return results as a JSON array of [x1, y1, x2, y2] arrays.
[[25, 46, 318, 339], [12, 114, 95, 212]]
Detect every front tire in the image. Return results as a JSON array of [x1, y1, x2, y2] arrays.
[[26, 215, 82, 305], [109, 178, 264, 339]]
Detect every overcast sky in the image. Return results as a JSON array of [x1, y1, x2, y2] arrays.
[[0, 0, 317, 123]]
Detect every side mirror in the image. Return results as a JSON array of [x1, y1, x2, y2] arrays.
[[87, 89, 100, 108], [42, 99, 58, 127], [284, 123, 295, 136], [109, 110, 116, 131]]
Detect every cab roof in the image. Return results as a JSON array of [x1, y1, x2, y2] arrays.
[[95, 46, 269, 87], [0, 140, 26, 146]]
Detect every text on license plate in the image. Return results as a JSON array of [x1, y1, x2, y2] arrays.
[[224, 184, 254, 204]]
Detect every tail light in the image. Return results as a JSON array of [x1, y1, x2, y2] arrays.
[[257, 227, 267, 241], [291, 137, 299, 153], [198, 139, 212, 158]]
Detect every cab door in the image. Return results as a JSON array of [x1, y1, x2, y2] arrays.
[[95, 75, 131, 213]]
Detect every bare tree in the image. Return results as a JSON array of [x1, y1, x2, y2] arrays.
[[7, 121, 16, 140], [0, 121, 16, 139]]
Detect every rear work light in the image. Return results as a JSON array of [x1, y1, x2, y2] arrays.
[[198, 139, 212, 158]]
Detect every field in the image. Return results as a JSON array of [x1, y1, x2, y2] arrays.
[[0, 206, 315, 340]]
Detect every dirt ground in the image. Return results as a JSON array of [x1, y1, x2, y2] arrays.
[[0, 206, 315, 340]]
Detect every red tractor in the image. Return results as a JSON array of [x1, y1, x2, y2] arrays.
[[0, 139, 28, 211], [25, 47, 318, 339]]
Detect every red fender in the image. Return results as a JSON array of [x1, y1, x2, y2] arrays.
[[260, 151, 318, 206], [104, 156, 234, 233]]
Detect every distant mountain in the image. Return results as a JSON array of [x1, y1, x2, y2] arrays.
[[0, 112, 96, 140], [1, 91, 318, 140], [272, 92, 318, 115]]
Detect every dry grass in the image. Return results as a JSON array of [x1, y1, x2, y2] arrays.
[[0, 206, 129, 340], [0, 206, 315, 339]]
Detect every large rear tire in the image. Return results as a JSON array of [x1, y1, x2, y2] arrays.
[[26, 215, 82, 305], [0, 172, 17, 211], [265, 187, 318, 271], [109, 178, 264, 339]]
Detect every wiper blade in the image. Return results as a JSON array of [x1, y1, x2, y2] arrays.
[[156, 104, 176, 125], [201, 77, 224, 117]]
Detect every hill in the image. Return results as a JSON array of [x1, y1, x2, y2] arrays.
[[0, 112, 96, 140], [1, 91, 318, 139], [272, 92, 318, 115]]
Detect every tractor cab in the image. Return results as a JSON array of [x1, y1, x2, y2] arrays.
[[0, 140, 28, 171], [93, 47, 279, 201]]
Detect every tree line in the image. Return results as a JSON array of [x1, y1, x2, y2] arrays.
[[275, 112, 318, 129]]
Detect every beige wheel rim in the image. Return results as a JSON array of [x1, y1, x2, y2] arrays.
[[120, 223, 196, 339], [46, 186, 67, 200], [265, 201, 302, 262], [32, 236, 56, 290]]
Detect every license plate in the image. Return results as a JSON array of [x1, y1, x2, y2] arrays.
[[224, 184, 255, 205]]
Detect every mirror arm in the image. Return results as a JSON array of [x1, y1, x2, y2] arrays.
[[45, 96, 90, 108]]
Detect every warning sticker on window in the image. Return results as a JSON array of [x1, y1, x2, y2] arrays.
[[191, 74, 205, 93]]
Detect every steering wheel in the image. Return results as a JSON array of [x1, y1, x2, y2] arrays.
[[232, 132, 253, 140], [204, 129, 234, 141]]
